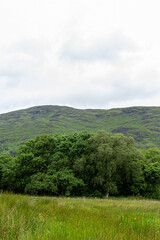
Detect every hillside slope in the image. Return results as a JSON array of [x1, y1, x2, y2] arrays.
[[0, 105, 160, 152]]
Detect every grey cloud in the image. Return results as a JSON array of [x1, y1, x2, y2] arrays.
[[59, 72, 160, 109], [61, 33, 135, 62], [0, 36, 159, 114], [10, 39, 51, 58], [0, 39, 52, 91]]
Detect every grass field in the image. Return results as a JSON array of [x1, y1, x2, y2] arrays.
[[0, 193, 160, 239]]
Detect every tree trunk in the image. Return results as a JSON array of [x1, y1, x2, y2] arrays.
[[105, 189, 109, 198]]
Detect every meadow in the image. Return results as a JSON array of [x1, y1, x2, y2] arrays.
[[0, 193, 160, 240]]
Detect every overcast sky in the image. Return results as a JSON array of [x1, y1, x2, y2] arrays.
[[0, 0, 160, 113]]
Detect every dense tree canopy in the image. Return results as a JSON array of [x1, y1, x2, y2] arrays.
[[0, 131, 160, 198]]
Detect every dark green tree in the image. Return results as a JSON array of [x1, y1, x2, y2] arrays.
[[139, 148, 160, 198], [86, 131, 143, 197], [0, 152, 16, 191]]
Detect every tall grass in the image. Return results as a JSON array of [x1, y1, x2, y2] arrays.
[[0, 193, 160, 239]]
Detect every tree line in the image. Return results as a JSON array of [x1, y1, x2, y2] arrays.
[[0, 130, 160, 198]]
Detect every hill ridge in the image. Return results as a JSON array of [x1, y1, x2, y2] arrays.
[[1, 105, 160, 152]]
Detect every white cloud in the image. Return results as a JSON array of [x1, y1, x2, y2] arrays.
[[61, 32, 135, 62], [0, 0, 160, 113]]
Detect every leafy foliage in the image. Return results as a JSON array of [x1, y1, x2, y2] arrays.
[[1, 131, 159, 198]]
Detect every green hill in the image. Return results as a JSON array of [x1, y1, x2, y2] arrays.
[[0, 105, 160, 152]]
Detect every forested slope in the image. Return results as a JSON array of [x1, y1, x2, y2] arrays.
[[0, 105, 160, 152]]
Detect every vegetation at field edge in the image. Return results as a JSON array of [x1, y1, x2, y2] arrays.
[[1, 131, 160, 198]]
